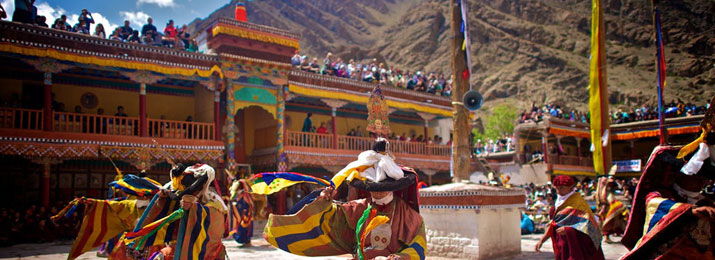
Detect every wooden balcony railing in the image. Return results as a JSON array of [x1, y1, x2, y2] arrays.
[[289, 131, 450, 156], [0, 107, 43, 130], [54, 112, 138, 136], [0, 108, 215, 141], [287, 131, 333, 149], [547, 153, 594, 167], [147, 119, 215, 140]]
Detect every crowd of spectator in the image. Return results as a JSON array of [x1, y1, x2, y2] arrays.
[[5, 2, 198, 52], [519, 103, 590, 124], [292, 52, 452, 97], [519, 100, 710, 125], [611, 100, 709, 124], [473, 134, 515, 155], [0, 202, 82, 247]]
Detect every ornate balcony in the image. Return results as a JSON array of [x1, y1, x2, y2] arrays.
[[283, 130, 451, 172]]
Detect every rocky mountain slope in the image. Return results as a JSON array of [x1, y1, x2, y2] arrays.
[[190, 0, 715, 112]]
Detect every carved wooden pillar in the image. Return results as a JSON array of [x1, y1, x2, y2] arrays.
[[122, 71, 162, 137], [417, 112, 437, 144], [24, 58, 70, 131], [542, 132, 550, 171], [321, 99, 348, 150], [214, 90, 221, 141], [32, 158, 61, 207], [43, 72, 52, 131], [576, 137, 583, 165], [139, 83, 147, 136]]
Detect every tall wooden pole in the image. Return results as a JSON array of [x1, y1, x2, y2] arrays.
[[450, 0, 471, 182]]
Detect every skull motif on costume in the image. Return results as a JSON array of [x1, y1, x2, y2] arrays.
[[368, 223, 392, 250]]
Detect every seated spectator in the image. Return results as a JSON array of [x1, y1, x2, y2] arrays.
[[109, 29, 122, 40], [141, 17, 158, 44], [316, 122, 327, 134], [186, 39, 198, 52], [127, 30, 141, 43], [73, 18, 89, 34], [119, 20, 133, 40], [291, 51, 302, 68], [114, 106, 127, 117], [60, 15, 71, 31], [322, 52, 333, 75], [178, 25, 190, 49], [79, 9, 94, 32], [308, 58, 320, 73], [35, 15, 47, 27], [94, 23, 106, 38], [12, 0, 33, 24], [51, 18, 66, 30], [299, 56, 310, 71], [162, 20, 179, 48]]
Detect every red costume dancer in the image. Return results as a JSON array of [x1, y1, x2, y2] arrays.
[[535, 175, 605, 260], [596, 172, 628, 242], [621, 96, 715, 260]]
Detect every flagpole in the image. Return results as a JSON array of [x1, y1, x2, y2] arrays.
[[652, 0, 667, 145], [449, 0, 471, 182]]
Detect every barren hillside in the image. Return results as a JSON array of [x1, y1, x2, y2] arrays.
[[190, 0, 715, 112]]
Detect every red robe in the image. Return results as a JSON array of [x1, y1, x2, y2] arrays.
[[548, 193, 605, 260]]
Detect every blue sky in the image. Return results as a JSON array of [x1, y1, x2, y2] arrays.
[[1, 0, 234, 34]]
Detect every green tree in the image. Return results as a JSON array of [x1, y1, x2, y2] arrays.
[[473, 104, 517, 143]]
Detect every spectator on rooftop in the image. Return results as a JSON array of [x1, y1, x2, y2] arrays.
[[299, 56, 310, 71], [51, 18, 66, 30], [79, 9, 94, 32], [73, 18, 89, 34], [178, 24, 191, 49], [322, 52, 333, 75], [141, 17, 158, 44], [94, 23, 106, 39], [308, 58, 320, 73], [60, 15, 71, 31], [186, 39, 198, 52], [291, 51, 302, 68], [12, 0, 34, 24], [35, 15, 47, 27], [162, 20, 179, 48], [119, 20, 133, 40], [126, 30, 140, 43], [109, 29, 121, 41]]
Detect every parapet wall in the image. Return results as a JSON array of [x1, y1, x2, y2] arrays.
[[419, 183, 525, 259]]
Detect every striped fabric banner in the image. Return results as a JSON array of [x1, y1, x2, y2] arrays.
[[264, 199, 350, 256], [67, 199, 141, 260], [174, 203, 212, 260], [109, 174, 162, 197], [588, 0, 611, 175], [250, 172, 331, 195], [129, 196, 182, 248]]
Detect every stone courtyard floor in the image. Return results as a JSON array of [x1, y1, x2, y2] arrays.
[[0, 234, 629, 259]]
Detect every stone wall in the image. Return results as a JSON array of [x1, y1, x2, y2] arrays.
[[422, 207, 521, 259]]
